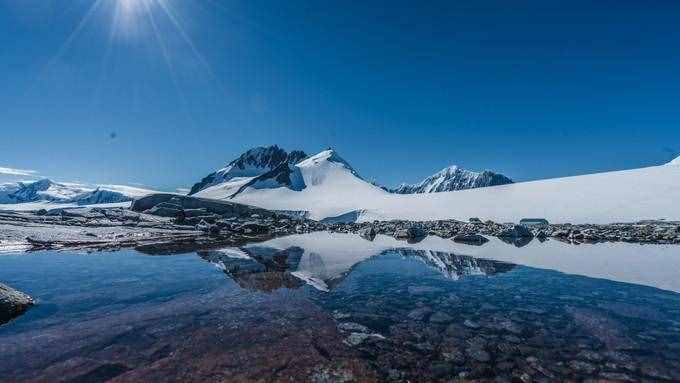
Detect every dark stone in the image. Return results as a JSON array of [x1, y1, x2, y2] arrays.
[[452, 233, 489, 245], [498, 225, 534, 238], [131, 194, 274, 218], [358, 226, 376, 241], [394, 226, 427, 240], [144, 205, 184, 218], [0, 283, 34, 325]]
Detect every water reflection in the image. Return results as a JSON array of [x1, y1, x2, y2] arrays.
[[1, 233, 680, 382], [199, 244, 516, 293], [204, 232, 680, 293]]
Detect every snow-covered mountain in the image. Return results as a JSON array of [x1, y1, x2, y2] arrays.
[[669, 155, 680, 166], [0, 179, 156, 206], [392, 166, 512, 194], [188, 145, 308, 196], [196, 148, 680, 224]]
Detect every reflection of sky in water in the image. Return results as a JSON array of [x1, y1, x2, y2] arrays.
[[1, 233, 680, 381]]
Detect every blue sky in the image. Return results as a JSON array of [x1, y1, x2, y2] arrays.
[[1, 0, 679, 190]]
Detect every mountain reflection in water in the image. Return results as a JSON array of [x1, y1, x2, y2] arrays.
[[199, 245, 515, 293], [1, 232, 680, 382]]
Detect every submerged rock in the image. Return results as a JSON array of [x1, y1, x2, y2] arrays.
[[0, 283, 34, 325]]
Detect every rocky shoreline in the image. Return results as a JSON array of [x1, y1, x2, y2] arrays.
[[331, 219, 680, 246], [0, 195, 678, 253]]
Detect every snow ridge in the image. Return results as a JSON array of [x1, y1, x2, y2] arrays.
[[392, 165, 512, 194]]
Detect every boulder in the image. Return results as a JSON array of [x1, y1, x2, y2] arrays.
[[358, 226, 376, 241], [452, 233, 489, 246], [239, 222, 270, 235], [498, 224, 534, 238], [394, 226, 427, 240], [144, 205, 184, 218], [196, 220, 220, 235], [131, 193, 274, 218], [1, 283, 34, 325], [183, 208, 209, 218]]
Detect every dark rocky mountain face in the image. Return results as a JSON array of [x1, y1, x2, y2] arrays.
[[188, 146, 308, 195], [391, 166, 513, 194]]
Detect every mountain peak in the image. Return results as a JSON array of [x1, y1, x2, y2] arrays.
[[392, 165, 512, 194], [298, 149, 360, 178], [189, 146, 308, 195]]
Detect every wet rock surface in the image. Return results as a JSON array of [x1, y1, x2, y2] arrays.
[[0, 283, 34, 324]]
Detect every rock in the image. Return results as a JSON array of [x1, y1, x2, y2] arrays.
[[196, 220, 220, 235], [358, 226, 376, 241], [429, 311, 453, 324], [498, 225, 534, 238], [469, 217, 482, 223], [466, 347, 491, 363], [183, 208, 209, 218], [239, 222, 269, 235], [429, 361, 453, 378], [407, 306, 433, 321], [343, 332, 385, 347], [568, 360, 596, 374], [144, 205, 184, 218], [35, 209, 48, 216], [394, 226, 427, 240], [464, 319, 481, 329], [452, 233, 489, 246], [338, 322, 370, 333], [132, 193, 274, 218], [0, 283, 34, 325]]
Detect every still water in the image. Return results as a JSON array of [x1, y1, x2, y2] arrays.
[[1, 233, 679, 382]]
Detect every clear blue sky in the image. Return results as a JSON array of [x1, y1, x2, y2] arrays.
[[1, 0, 679, 190]]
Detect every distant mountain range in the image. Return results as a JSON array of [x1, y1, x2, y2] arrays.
[[0, 179, 156, 206], [189, 145, 508, 197]]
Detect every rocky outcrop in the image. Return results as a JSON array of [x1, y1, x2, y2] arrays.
[[0, 283, 34, 325], [131, 194, 274, 219]]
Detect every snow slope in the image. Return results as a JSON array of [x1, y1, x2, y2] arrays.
[[670, 155, 680, 166], [392, 165, 512, 193], [197, 149, 680, 224]]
